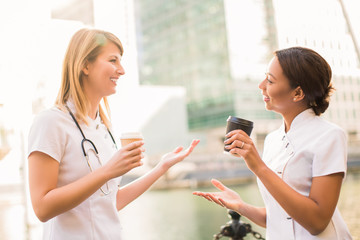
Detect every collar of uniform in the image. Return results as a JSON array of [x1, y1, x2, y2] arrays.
[[279, 108, 315, 138], [65, 99, 101, 129]]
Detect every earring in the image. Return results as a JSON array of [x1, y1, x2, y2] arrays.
[[293, 98, 297, 101]]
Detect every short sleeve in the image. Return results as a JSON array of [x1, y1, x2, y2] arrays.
[[28, 108, 66, 162], [312, 127, 347, 177]]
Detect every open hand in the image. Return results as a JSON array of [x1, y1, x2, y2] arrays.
[[158, 139, 200, 171], [193, 179, 243, 212]]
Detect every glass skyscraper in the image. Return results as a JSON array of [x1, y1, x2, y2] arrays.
[[135, 0, 235, 129]]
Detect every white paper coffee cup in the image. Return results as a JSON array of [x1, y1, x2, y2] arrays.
[[120, 132, 144, 147]]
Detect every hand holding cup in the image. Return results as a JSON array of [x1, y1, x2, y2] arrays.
[[224, 116, 253, 153]]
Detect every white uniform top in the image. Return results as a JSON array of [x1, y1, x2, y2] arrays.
[[258, 109, 352, 240], [28, 101, 122, 240]]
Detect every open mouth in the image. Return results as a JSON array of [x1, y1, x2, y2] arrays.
[[110, 78, 118, 83]]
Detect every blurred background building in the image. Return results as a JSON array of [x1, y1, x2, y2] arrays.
[[133, 0, 360, 155], [1, 0, 359, 185], [27, 0, 360, 158]]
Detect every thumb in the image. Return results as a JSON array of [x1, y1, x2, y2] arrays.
[[173, 146, 183, 153], [211, 179, 226, 191]]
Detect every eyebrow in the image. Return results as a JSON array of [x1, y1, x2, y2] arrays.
[[110, 55, 122, 60], [267, 72, 277, 80]]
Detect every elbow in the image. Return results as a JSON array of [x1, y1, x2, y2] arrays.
[[33, 207, 53, 223], [307, 221, 329, 236], [35, 211, 50, 223], [38, 216, 49, 223]]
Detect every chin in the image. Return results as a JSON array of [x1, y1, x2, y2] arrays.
[[264, 103, 272, 111], [109, 88, 117, 95]]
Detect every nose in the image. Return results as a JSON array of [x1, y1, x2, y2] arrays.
[[258, 77, 266, 90], [116, 63, 125, 75]]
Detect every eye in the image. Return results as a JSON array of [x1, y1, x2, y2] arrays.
[[110, 59, 116, 63], [265, 73, 273, 84]]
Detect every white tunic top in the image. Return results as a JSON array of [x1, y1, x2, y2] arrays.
[[258, 109, 352, 240], [28, 102, 122, 240]]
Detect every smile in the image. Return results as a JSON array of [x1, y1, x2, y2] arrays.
[[110, 78, 119, 83], [263, 95, 270, 102]]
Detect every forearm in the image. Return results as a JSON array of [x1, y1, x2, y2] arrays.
[[116, 165, 166, 210], [32, 168, 109, 222], [237, 204, 266, 228]]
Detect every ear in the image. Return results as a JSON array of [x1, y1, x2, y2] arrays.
[[82, 60, 90, 76], [292, 86, 305, 102]]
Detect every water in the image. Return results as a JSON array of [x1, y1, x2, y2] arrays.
[[0, 173, 359, 240], [119, 183, 266, 240]]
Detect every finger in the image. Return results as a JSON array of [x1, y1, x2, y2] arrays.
[[183, 139, 200, 156], [196, 193, 217, 203], [125, 157, 144, 172], [225, 129, 247, 138], [217, 198, 228, 208], [190, 139, 200, 147], [207, 194, 225, 207], [124, 141, 144, 151], [127, 147, 143, 157], [203, 194, 214, 202], [192, 192, 209, 199], [132, 160, 143, 169], [130, 150, 146, 161], [224, 133, 247, 146], [229, 148, 243, 156], [173, 146, 184, 154], [211, 179, 227, 191], [228, 140, 247, 150], [193, 193, 213, 203]]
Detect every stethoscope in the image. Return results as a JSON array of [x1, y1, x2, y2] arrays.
[[66, 105, 117, 195]]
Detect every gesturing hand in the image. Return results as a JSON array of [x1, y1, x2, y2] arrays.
[[193, 179, 243, 212], [158, 139, 200, 171]]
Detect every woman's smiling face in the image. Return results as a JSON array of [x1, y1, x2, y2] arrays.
[[258, 56, 297, 114], [82, 41, 125, 101]]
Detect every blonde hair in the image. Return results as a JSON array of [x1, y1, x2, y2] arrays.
[[55, 28, 124, 129]]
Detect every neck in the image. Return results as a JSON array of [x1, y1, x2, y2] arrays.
[[282, 105, 309, 132], [88, 97, 101, 120]]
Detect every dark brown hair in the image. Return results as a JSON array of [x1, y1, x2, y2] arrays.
[[275, 47, 334, 115]]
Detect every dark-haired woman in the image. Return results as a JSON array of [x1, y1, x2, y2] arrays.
[[193, 47, 352, 239]]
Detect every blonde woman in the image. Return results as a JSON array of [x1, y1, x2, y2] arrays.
[[28, 28, 199, 240]]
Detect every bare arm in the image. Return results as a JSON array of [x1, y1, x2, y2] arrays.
[[116, 140, 200, 211], [28, 141, 144, 222]]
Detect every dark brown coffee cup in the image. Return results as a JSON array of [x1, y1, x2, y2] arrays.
[[224, 116, 254, 152]]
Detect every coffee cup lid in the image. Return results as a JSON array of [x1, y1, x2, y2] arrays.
[[227, 116, 253, 127], [120, 132, 143, 139]]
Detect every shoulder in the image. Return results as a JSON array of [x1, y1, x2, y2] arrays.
[[28, 107, 71, 161], [311, 117, 346, 140], [29, 106, 72, 137], [33, 107, 66, 123]]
